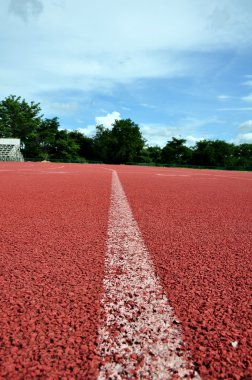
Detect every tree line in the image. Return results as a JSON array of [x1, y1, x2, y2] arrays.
[[0, 95, 251, 168]]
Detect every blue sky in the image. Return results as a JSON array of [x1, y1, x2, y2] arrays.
[[1, 0, 252, 147]]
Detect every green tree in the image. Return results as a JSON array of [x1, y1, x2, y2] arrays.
[[191, 140, 214, 166], [93, 119, 145, 164], [133, 147, 153, 164], [192, 140, 235, 167], [233, 143, 252, 167], [0, 95, 42, 157], [68, 130, 95, 161], [50, 130, 80, 161], [110, 119, 145, 164], [162, 137, 192, 165], [146, 145, 162, 163], [36, 117, 59, 159], [93, 125, 113, 163], [211, 140, 235, 166]]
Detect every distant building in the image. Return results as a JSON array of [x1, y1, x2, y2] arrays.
[[0, 138, 24, 161]]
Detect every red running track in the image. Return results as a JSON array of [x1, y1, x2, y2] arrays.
[[0, 162, 111, 379], [0, 162, 252, 379], [117, 166, 252, 379]]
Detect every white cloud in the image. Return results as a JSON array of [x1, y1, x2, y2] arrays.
[[49, 101, 79, 112], [241, 75, 252, 87], [218, 107, 252, 111], [76, 111, 121, 137], [242, 94, 252, 102], [75, 114, 210, 146], [185, 135, 204, 146], [239, 120, 252, 131], [140, 103, 157, 109], [217, 95, 231, 101], [233, 133, 252, 144], [95, 111, 121, 128], [140, 117, 214, 147], [77, 125, 97, 138], [1, 0, 252, 100], [242, 80, 252, 87], [140, 123, 178, 147], [120, 106, 131, 111], [232, 117, 252, 143]]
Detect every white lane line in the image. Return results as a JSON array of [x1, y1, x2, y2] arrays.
[[98, 171, 200, 379]]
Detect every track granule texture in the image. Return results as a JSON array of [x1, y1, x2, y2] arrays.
[[117, 167, 252, 379], [1, 163, 252, 379], [0, 162, 111, 379]]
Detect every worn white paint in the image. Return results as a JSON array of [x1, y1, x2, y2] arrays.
[[98, 171, 200, 379]]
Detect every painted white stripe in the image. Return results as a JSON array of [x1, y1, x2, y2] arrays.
[[98, 171, 200, 379]]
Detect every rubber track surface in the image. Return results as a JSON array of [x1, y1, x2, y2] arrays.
[[1, 163, 252, 379], [117, 166, 252, 379], [0, 162, 111, 379]]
